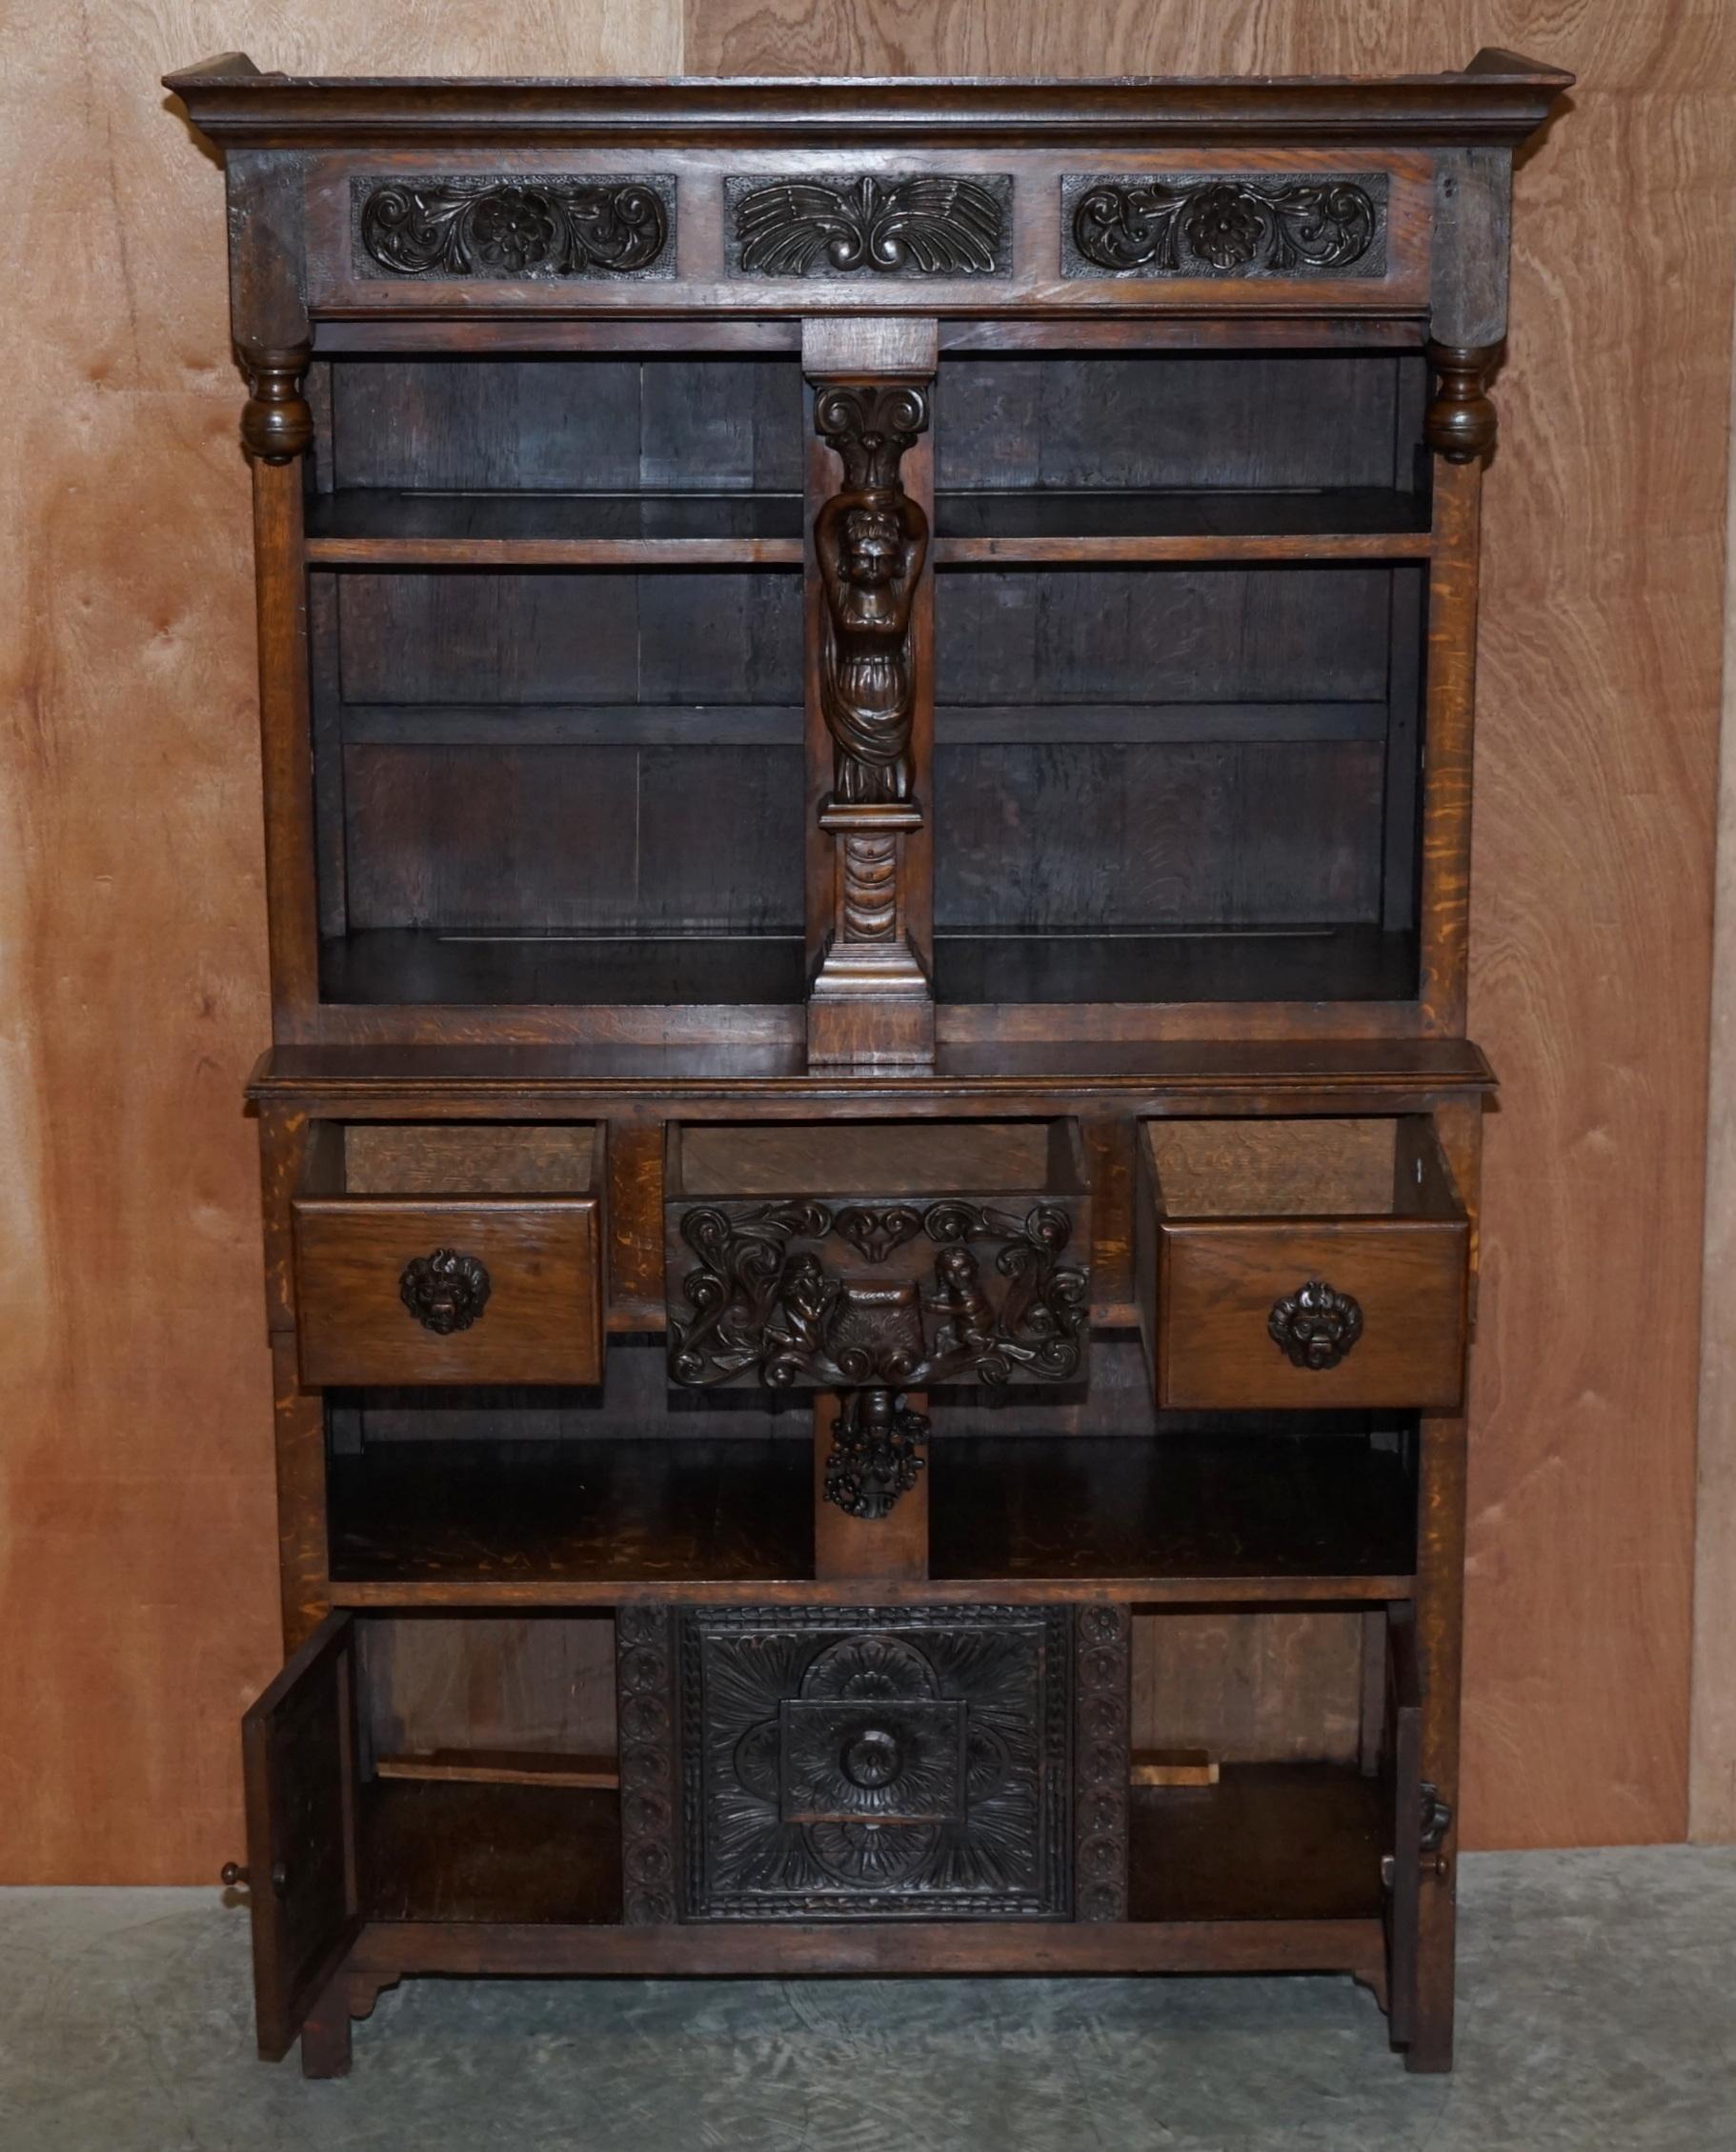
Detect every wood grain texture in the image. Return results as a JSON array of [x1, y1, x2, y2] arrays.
[[0, 2, 678, 1883], [685, 2, 1731, 1851], [1690, 269, 1736, 1843]]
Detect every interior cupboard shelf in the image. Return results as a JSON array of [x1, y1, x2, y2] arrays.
[[319, 930, 808, 1009], [929, 1434, 1416, 1594], [932, 486, 1431, 563], [360, 1780, 622, 1923], [931, 927, 1419, 1007], [327, 1438, 815, 1589], [1127, 1765, 1388, 1924], [305, 489, 805, 566]]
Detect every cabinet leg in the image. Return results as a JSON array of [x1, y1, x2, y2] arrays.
[[299, 1999, 353, 2079]]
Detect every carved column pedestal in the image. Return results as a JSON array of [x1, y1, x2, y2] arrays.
[[809, 799, 934, 1066]]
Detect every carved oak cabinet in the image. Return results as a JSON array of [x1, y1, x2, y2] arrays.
[[169, 50, 1570, 2075]]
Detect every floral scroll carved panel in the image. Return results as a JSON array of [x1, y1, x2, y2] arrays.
[[353, 176, 676, 279], [1062, 172, 1386, 280]]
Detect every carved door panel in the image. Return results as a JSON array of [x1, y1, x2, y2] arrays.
[[238, 1614, 360, 2059], [678, 1604, 1072, 1920]]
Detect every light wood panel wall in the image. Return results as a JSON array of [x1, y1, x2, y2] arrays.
[[1691, 279, 1736, 1842], [0, 4, 679, 1884], [0, 0, 1727, 1877]]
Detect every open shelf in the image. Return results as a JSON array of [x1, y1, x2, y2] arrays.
[[328, 1438, 815, 1588], [929, 1432, 1415, 1592], [360, 1779, 622, 1923], [933, 486, 1430, 563], [1128, 1763, 1388, 1923], [932, 927, 1419, 1006], [319, 930, 808, 1008], [306, 488, 804, 566]]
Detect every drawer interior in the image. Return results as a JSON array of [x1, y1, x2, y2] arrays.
[[669, 1116, 1080, 1200], [1143, 1116, 1459, 1221], [304, 1120, 600, 1197]]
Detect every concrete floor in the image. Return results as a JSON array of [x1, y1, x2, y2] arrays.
[[0, 1850, 1732, 2151]]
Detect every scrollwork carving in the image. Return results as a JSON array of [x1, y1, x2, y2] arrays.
[[731, 175, 1009, 277], [667, 1199, 1088, 1394], [1065, 173, 1384, 279], [355, 177, 672, 279]]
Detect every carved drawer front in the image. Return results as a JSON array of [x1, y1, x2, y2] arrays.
[[677, 1605, 1073, 1921], [292, 1123, 603, 1386], [1135, 1116, 1468, 1411], [662, 1118, 1091, 1393]]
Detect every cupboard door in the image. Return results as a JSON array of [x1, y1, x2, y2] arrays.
[[239, 1614, 360, 2060], [1385, 1606, 1423, 2047]]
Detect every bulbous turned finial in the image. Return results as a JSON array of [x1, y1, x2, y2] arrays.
[[240, 345, 313, 463], [1425, 342, 1499, 463]]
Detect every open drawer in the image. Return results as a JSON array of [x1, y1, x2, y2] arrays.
[[663, 1117, 1090, 1391], [293, 1123, 604, 1386], [1135, 1116, 1468, 1411]]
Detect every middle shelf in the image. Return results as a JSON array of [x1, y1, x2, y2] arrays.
[[304, 484, 1434, 568], [324, 1425, 1417, 1602]]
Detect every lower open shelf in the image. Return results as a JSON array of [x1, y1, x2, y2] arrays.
[[1129, 1764, 1387, 1924], [360, 1780, 622, 1924], [352, 1764, 1382, 1929]]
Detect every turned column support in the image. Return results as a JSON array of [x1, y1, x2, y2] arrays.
[[239, 343, 313, 464], [1424, 341, 1500, 464]]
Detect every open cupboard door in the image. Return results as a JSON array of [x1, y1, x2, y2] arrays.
[[1384, 1605, 1424, 2049], [237, 1614, 361, 2060]]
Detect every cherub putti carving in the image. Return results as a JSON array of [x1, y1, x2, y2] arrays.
[[812, 383, 930, 806], [927, 1245, 996, 1354], [766, 1251, 835, 1358]]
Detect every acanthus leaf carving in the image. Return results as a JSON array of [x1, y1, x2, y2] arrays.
[[733, 175, 1008, 277], [681, 1605, 1069, 1921]]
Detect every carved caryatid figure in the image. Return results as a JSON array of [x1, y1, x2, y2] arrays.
[[812, 384, 930, 805]]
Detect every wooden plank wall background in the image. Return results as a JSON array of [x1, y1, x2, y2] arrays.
[[0, 0, 1729, 1878]]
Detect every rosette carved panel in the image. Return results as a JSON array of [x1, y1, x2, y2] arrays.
[[679, 1605, 1071, 1921]]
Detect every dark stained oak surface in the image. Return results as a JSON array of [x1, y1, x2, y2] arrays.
[[1128, 1763, 1387, 1922], [320, 931, 810, 1008], [359, 1780, 622, 1923], [929, 1433, 1416, 1586], [328, 1438, 815, 1584]]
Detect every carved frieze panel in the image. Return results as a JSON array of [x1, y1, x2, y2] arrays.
[[1073, 1603, 1132, 1921], [1062, 172, 1386, 280], [679, 1605, 1071, 1921], [616, 1606, 681, 1926], [353, 176, 676, 279], [727, 174, 1012, 277]]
